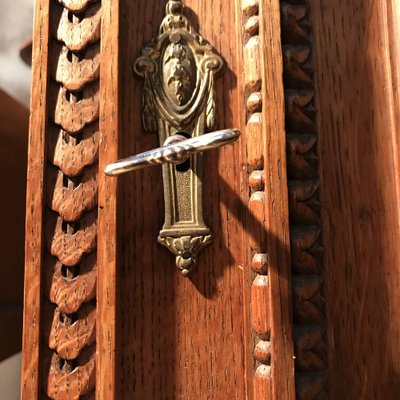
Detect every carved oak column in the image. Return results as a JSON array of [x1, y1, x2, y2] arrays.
[[21, 0, 118, 399]]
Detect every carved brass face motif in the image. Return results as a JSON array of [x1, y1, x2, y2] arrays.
[[133, 0, 224, 276]]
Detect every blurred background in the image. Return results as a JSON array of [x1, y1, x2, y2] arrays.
[[0, 0, 34, 398], [1, 0, 32, 106]]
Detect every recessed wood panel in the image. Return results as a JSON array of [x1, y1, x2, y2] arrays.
[[118, 2, 248, 398], [311, 1, 400, 398], [22, 1, 295, 398]]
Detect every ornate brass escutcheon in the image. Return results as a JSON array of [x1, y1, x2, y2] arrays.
[[105, 0, 239, 276]]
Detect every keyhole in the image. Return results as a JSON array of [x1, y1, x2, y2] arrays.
[[175, 131, 191, 173]]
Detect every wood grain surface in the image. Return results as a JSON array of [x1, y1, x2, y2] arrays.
[[22, 0, 101, 398], [243, 1, 273, 397], [117, 0, 294, 398], [43, 0, 101, 396], [22, 0, 400, 398], [97, 0, 119, 398], [260, 1, 296, 398], [118, 2, 248, 397], [22, 0, 296, 398], [21, 1, 49, 397], [311, 1, 400, 399]]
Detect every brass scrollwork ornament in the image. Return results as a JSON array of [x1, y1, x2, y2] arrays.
[[133, 0, 224, 276]]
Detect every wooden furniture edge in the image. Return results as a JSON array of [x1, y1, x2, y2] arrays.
[[21, 0, 50, 398], [240, 0, 296, 398], [97, 0, 120, 398]]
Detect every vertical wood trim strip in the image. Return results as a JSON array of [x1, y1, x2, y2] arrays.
[[97, 0, 119, 398], [241, 0, 295, 398], [241, 1, 271, 397], [23, 0, 102, 397], [280, 1, 328, 397], [260, 0, 296, 398], [21, 1, 50, 398], [387, 0, 400, 226], [43, 1, 100, 396]]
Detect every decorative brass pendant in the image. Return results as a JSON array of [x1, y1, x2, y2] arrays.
[[133, 0, 223, 276]]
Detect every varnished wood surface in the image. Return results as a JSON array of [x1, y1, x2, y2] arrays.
[[118, 2, 248, 398], [117, 0, 294, 398], [21, 1, 49, 397], [311, 1, 400, 398], [260, 1, 295, 398], [22, 0, 295, 398], [97, 0, 119, 398], [22, 0, 400, 398], [41, 0, 100, 396], [0, 90, 28, 361], [22, 0, 101, 398]]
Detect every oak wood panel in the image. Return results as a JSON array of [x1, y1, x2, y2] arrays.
[[118, 2, 249, 398], [97, 0, 119, 398], [242, 1, 272, 397], [117, 0, 294, 398], [22, 0, 296, 398], [311, 1, 400, 399], [260, 1, 296, 398], [42, 0, 101, 395], [22, 0, 102, 398], [21, 1, 50, 397]]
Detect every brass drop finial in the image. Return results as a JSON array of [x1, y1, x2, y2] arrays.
[[161, 0, 189, 33], [166, 0, 184, 15]]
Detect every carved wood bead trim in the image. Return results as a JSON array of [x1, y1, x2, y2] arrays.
[[280, 1, 328, 398], [23, 0, 116, 397], [241, 1, 272, 398], [50, 42, 100, 91], [51, 2, 101, 51], [47, 123, 100, 177], [42, 0, 101, 398]]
